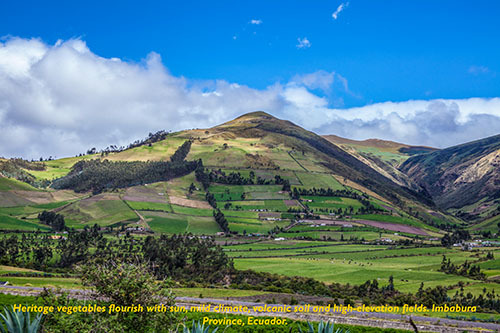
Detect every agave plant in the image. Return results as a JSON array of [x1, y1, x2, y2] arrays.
[[0, 306, 43, 333], [298, 321, 349, 333], [180, 320, 218, 333]]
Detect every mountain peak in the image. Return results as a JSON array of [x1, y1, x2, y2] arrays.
[[236, 111, 274, 119], [214, 111, 282, 130]]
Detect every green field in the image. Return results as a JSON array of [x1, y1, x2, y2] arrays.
[[0, 214, 50, 231], [144, 211, 220, 234], [1, 276, 82, 289], [447, 282, 500, 297], [234, 257, 475, 293], [222, 210, 259, 218], [61, 199, 139, 228], [171, 204, 214, 217], [302, 196, 364, 210], [0, 201, 70, 217], [294, 172, 344, 190], [222, 200, 289, 212], [126, 200, 172, 212], [470, 214, 500, 233], [230, 243, 498, 293], [0, 177, 38, 191], [226, 244, 388, 258]]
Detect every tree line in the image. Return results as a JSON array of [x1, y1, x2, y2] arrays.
[[195, 168, 290, 191], [440, 255, 486, 280], [52, 141, 198, 193]]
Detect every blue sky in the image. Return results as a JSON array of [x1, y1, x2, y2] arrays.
[[1, 1, 500, 158], [2, 0, 499, 107]]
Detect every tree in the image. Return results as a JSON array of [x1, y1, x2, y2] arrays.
[[42, 257, 177, 333], [387, 275, 394, 292]]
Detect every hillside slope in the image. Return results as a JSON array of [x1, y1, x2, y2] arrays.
[[400, 134, 500, 221], [323, 135, 436, 191], [192, 112, 434, 208]]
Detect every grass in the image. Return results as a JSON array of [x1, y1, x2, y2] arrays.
[[0, 265, 47, 275], [354, 214, 433, 230], [447, 282, 500, 297], [209, 185, 287, 201], [29, 155, 96, 180], [470, 214, 500, 233], [3, 276, 82, 289], [226, 244, 388, 258], [234, 256, 475, 293], [187, 216, 221, 234], [230, 245, 487, 293], [126, 200, 172, 212], [208, 185, 245, 193], [171, 205, 214, 217], [246, 191, 289, 200], [303, 196, 364, 210], [294, 172, 344, 190], [222, 200, 288, 212], [228, 220, 288, 234], [0, 177, 38, 191], [145, 212, 189, 233], [478, 258, 500, 278], [0, 215, 50, 231], [144, 211, 220, 234], [223, 240, 335, 250], [222, 210, 259, 218], [0, 201, 71, 217], [278, 230, 408, 241], [61, 199, 138, 228]]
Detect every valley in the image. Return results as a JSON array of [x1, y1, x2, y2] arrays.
[[0, 111, 499, 331]]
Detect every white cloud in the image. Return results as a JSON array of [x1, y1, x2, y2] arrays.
[[468, 65, 489, 75], [296, 37, 311, 49], [291, 71, 335, 92], [332, 2, 349, 20], [290, 70, 351, 95], [250, 19, 262, 25], [0, 37, 500, 159], [313, 98, 500, 148]]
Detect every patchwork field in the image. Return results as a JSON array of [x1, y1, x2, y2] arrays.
[[143, 211, 220, 234], [60, 194, 139, 228], [294, 172, 345, 190], [230, 242, 500, 293]]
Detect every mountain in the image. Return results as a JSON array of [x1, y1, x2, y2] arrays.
[[400, 134, 500, 225], [0, 111, 467, 234], [323, 135, 437, 191], [202, 112, 433, 207]]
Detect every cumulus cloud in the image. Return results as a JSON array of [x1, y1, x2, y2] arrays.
[[313, 98, 500, 148], [250, 19, 262, 25], [1, 37, 500, 159], [332, 2, 349, 20], [296, 37, 311, 49]]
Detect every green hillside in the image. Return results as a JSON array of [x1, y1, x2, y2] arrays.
[[400, 134, 500, 224]]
